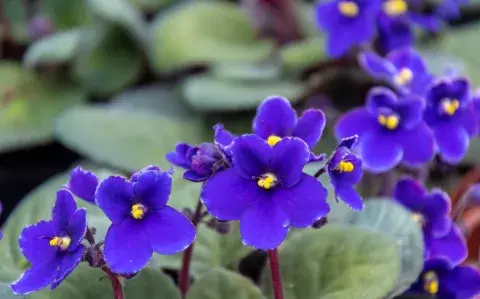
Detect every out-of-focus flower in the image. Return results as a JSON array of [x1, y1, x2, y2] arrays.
[[96, 166, 196, 274], [335, 87, 435, 172], [201, 135, 330, 250], [376, 13, 414, 53], [167, 142, 230, 182], [434, 0, 469, 20], [27, 15, 54, 40], [424, 77, 477, 164], [410, 258, 480, 298], [359, 48, 433, 95], [10, 190, 87, 294], [327, 136, 364, 211], [424, 224, 468, 266], [67, 166, 99, 204], [315, 0, 382, 57]]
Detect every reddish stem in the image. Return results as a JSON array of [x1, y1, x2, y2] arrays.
[[179, 200, 203, 298], [268, 249, 285, 299], [102, 267, 124, 299]]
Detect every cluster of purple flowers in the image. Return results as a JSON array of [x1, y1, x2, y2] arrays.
[[336, 47, 477, 172], [393, 177, 480, 298], [315, 0, 468, 57]]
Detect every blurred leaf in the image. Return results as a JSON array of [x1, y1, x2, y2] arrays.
[[24, 29, 84, 67], [86, 0, 147, 44], [465, 138, 480, 165], [261, 226, 400, 299], [130, 0, 174, 11], [296, 2, 320, 38], [0, 62, 85, 152], [329, 199, 424, 298], [149, 1, 275, 72], [187, 268, 265, 299], [182, 75, 304, 112], [281, 37, 325, 71], [0, 166, 117, 284], [72, 27, 143, 95], [42, 0, 91, 29], [211, 62, 281, 83], [55, 105, 206, 171], [2, 1, 29, 43]]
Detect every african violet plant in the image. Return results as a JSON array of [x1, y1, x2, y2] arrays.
[[2, 0, 480, 299]]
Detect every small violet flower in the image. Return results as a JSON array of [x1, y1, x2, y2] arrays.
[[67, 166, 99, 204], [201, 135, 330, 250], [10, 190, 87, 294], [424, 77, 477, 164], [96, 166, 196, 274], [216, 96, 327, 161], [376, 13, 414, 53], [380, 0, 442, 33], [424, 223, 468, 266], [315, 0, 381, 58], [434, 0, 469, 20], [359, 48, 433, 96], [410, 258, 480, 298], [167, 142, 230, 182], [335, 87, 435, 173], [327, 136, 364, 211]]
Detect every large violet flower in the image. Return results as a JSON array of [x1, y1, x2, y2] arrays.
[[10, 190, 87, 295], [315, 0, 381, 57], [201, 135, 330, 250], [327, 137, 364, 211], [424, 77, 477, 164], [409, 258, 480, 298], [359, 48, 433, 96], [335, 87, 435, 172], [96, 166, 196, 274]]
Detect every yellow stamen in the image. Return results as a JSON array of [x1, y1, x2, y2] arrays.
[[394, 68, 413, 86], [49, 236, 71, 250], [131, 204, 146, 220], [257, 173, 277, 190], [267, 135, 282, 147], [378, 114, 399, 130], [442, 99, 460, 116], [383, 0, 408, 16], [423, 271, 439, 295], [336, 161, 354, 173], [412, 213, 424, 225], [338, 1, 359, 17]]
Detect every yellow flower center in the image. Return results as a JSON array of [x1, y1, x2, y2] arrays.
[[383, 0, 408, 16], [394, 68, 413, 86], [267, 135, 282, 147], [412, 213, 425, 226], [338, 1, 359, 17], [49, 236, 71, 250], [441, 99, 460, 116], [336, 161, 354, 172], [131, 204, 146, 220], [257, 173, 278, 190], [423, 271, 439, 295], [378, 114, 400, 130]]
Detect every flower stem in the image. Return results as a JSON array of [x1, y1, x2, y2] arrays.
[[267, 249, 284, 299], [103, 267, 124, 299], [179, 199, 203, 298]]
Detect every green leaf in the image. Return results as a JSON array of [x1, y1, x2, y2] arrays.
[[280, 37, 325, 71], [0, 62, 86, 152], [24, 29, 84, 67], [42, 0, 91, 29], [211, 63, 281, 83], [182, 75, 304, 112], [55, 105, 206, 171], [187, 268, 265, 299], [72, 26, 143, 95], [149, 1, 275, 72], [465, 138, 480, 165], [0, 166, 116, 283], [2, 1, 29, 43], [261, 226, 401, 299], [329, 199, 424, 298]]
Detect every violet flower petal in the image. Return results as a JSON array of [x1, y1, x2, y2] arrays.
[[52, 189, 77, 232], [336, 186, 364, 211], [335, 108, 377, 141], [68, 167, 98, 204], [270, 137, 310, 188], [133, 170, 171, 210], [66, 208, 87, 250], [96, 176, 134, 223], [360, 132, 403, 173], [399, 122, 435, 167], [292, 109, 326, 149], [434, 123, 469, 164], [231, 135, 270, 179], [50, 248, 84, 290], [10, 262, 58, 295], [18, 221, 57, 265], [252, 96, 297, 140], [425, 224, 467, 266]]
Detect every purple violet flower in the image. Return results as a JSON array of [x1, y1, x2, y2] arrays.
[[377, 14, 414, 53], [434, 0, 469, 20], [201, 135, 330, 250], [335, 87, 435, 172], [10, 190, 87, 295], [315, 0, 381, 58], [424, 77, 478, 164], [424, 224, 468, 266], [359, 48, 433, 96], [327, 136, 364, 211], [96, 166, 196, 274], [166, 142, 230, 182], [380, 0, 442, 33], [409, 258, 480, 298], [67, 166, 99, 204]]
